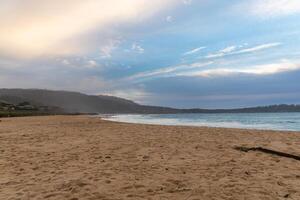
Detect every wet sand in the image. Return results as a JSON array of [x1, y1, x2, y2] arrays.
[[0, 115, 299, 200]]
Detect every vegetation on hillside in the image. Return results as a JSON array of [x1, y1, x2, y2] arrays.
[[0, 100, 64, 118]]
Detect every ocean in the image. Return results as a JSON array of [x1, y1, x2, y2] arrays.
[[102, 113, 300, 132]]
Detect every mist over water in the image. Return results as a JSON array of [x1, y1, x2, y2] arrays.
[[102, 113, 300, 132]]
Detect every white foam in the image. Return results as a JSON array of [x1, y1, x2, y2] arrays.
[[101, 114, 287, 131]]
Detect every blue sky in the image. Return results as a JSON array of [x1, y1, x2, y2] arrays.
[[1, 0, 300, 108]]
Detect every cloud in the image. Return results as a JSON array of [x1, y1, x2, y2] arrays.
[[238, 0, 300, 18], [205, 42, 281, 59], [128, 61, 213, 80], [86, 60, 98, 68], [0, 0, 177, 58], [62, 59, 71, 66], [205, 53, 225, 59], [177, 60, 300, 77], [166, 16, 174, 23], [131, 43, 145, 54], [183, 47, 206, 56], [0, 65, 109, 94], [58, 57, 99, 68], [182, 0, 192, 5], [205, 45, 239, 59], [220, 46, 237, 53], [99, 40, 121, 59], [234, 43, 281, 54]]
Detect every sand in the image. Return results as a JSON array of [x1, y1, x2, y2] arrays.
[[0, 116, 300, 200]]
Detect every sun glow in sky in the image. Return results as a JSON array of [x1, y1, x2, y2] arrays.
[[1, 0, 300, 108]]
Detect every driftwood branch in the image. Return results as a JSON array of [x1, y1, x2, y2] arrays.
[[234, 146, 300, 161]]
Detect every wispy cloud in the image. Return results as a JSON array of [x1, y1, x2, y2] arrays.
[[183, 47, 206, 56], [126, 42, 284, 81], [99, 40, 121, 59], [131, 43, 145, 54], [238, 0, 300, 18], [205, 42, 281, 59], [128, 61, 213, 80], [220, 46, 237, 53], [166, 16, 174, 23], [86, 60, 98, 68], [176, 60, 300, 77], [59, 58, 99, 69], [182, 0, 193, 5], [234, 43, 281, 54], [62, 59, 71, 66]]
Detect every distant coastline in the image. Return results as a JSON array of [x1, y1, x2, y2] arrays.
[[1, 88, 300, 116]]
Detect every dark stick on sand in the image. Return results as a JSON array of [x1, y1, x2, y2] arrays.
[[234, 146, 300, 161]]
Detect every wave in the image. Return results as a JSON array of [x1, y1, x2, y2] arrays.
[[101, 113, 300, 131]]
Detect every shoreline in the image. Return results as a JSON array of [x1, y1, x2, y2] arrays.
[[1, 115, 300, 199], [100, 114, 300, 133], [101, 118, 300, 133]]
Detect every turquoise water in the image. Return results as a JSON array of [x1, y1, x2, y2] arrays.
[[103, 113, 300, 132]]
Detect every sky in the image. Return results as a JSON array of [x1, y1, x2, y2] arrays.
[[1, 0, 300, 108]]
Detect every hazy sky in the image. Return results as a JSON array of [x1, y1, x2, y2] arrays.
[[1, 0, 300, 108]]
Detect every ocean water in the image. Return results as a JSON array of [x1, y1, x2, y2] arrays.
[[102, 113, 300, 132]]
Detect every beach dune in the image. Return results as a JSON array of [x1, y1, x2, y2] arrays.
[[0, 116, 299, 200]]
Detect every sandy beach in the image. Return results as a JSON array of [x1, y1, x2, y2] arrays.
[[0, 115, 299, 200]]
